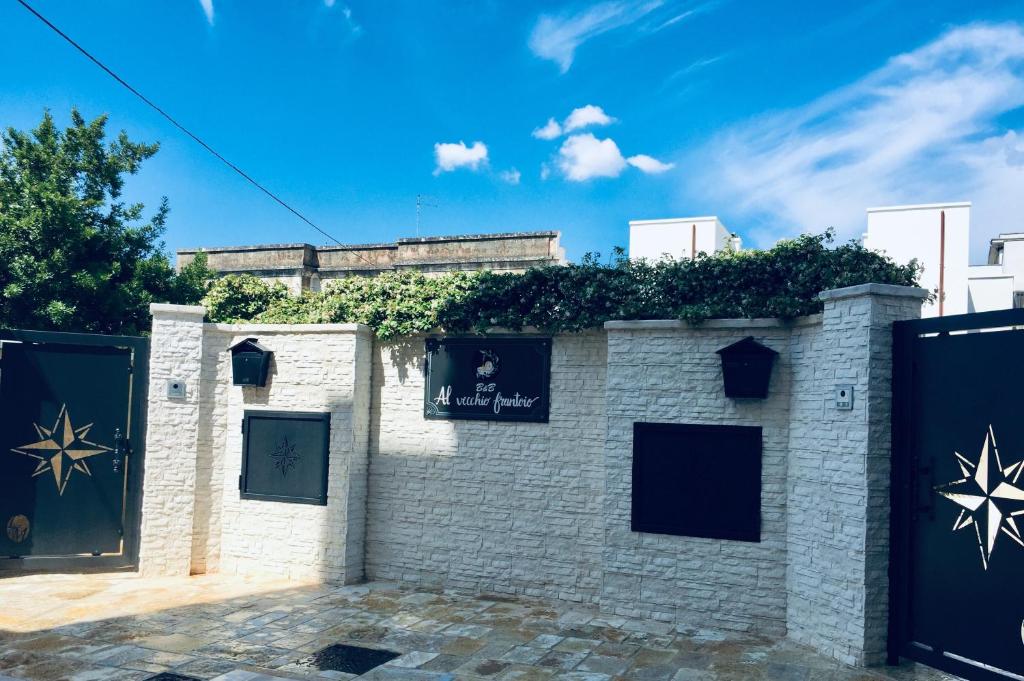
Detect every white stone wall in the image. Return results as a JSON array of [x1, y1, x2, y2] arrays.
[[365, 333, 607, 603], [602, 318, 805, 636], [139, 284, 926, 667], [190, 326, 233, 574], [215, 325, 372, 583]]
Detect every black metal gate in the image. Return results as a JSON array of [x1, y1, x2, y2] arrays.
[[891, 310, 1024, 680], [0, 329, 147, 571]]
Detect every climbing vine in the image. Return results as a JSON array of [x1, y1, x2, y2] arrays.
[[203, 231, 921, 340]]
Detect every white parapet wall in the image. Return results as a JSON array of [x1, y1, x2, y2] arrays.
[[967, 265, 1015, 313], [139, 284, 926, 667], [629, 216, 734, 262]]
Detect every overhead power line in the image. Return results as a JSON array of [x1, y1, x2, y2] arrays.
[[15, 0, 375, 263]]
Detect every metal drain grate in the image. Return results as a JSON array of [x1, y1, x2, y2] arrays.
[[143, 674, 202, 681], [293, 642, 401, 675]]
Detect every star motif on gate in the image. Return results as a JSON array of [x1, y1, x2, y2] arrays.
[[10, 404, 112, 496], [271, 436, 299, 476], [934, 425, 1024, 570]]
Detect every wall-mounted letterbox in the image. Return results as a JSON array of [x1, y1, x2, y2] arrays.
[[230, 337, 272, 387], [715, 336, 778, 399]]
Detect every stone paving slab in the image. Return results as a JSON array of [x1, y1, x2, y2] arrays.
[[0, 573, 962, 680]]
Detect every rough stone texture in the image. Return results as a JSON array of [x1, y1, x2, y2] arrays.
[[138, 304, 206, 577], [602, 321, 801, 636], [365, 332, 607, 604], [785, 288, 925, 666], [216, 326, 372, 583], [190, 326, 233, 574]]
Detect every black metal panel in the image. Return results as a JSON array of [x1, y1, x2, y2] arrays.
[[631, 422, 762, 542], [423, 336, 551, 422], [0, 336, 146, 564], [891, 314, 1024, 679], [240, 410, 330, 505]]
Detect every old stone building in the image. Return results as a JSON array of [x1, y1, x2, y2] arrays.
[[177, 231, 566, 292]]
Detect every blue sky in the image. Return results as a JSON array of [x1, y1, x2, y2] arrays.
[[2, 1, 1023, 263]]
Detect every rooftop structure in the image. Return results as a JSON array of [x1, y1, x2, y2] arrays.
[[628, 216, 740, 261], [178, 231, 566, 293]]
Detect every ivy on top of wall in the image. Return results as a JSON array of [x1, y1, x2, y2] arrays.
[[203, 231, 922, 340]]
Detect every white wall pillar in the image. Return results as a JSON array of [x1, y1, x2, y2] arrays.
[[785, 284, 926, 665], [137, 303, 206, 576]]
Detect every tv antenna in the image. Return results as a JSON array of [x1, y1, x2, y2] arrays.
[[416, 194, 438, 236]]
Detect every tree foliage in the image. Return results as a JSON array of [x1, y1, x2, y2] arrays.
[[204, 231, 921, 339], [0, 109, 211, 334]]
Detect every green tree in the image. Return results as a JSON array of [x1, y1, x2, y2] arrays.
[[0, 109, 210, 334]]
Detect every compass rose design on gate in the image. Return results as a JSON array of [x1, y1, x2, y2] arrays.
[[934, 426, 1024, 570], [271, 436, 299, 476], [10, 404, 113, 496]]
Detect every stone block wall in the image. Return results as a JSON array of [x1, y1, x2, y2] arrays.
[[141, 315, 373, 583], [140, 283, 926, 667], [215, 325, 372, 583], [365, 332, 607, 603], [602, 319, 807, 635]]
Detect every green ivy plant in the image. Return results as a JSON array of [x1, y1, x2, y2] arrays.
[[203, 231, 921, 340]]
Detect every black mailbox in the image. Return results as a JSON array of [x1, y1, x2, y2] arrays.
[[716, 336, 778, 399], [230, 337, 272, 387]]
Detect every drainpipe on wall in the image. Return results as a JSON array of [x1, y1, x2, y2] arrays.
[[939, 210, 945, 316], [691, 224, 697, 261]]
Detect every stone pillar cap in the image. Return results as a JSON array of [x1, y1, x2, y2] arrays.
[[818, 283, 928, 302], [150, 303, 207, 316]]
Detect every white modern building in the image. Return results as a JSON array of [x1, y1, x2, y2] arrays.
[[861, 202, 1024, 317], [971, 233, 1024, 312], [628, 216, 740, 261]]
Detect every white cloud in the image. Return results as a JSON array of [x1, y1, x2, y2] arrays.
[[433, 141, 489, 175], [627, 154, 675, 174], [693, 22, 1024, 255], [529, 1, 662, 73], [198, 0, 214, 24], [324, 0, 336, 6], [540, 163, 552, 180], [564, 105, 615, 132], [532, 118, 562, 140], [558, 133, 628, 181], [500, 168, 522, 185], [532, 105, 614, 141]]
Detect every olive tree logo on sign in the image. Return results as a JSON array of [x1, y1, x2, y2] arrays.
[[475, 350, 500, 380]]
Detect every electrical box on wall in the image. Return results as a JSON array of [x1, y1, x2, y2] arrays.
[[836, 385, 854, 410]]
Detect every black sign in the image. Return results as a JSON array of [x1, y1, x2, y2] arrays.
[[424, 337, 551, 422]]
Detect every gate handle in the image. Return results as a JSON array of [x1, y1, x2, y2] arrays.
[[915, 456, 936, 519], [112, 429, 123, 474]]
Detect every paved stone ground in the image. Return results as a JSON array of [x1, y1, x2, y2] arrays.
[[0, 574, 959, 681]]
